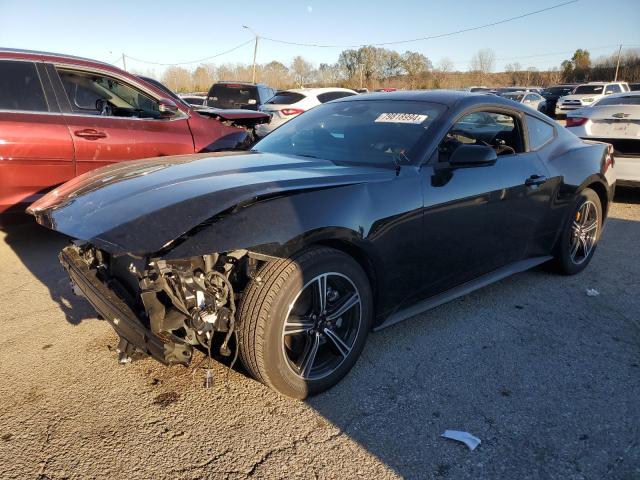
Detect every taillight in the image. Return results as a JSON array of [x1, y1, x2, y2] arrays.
[[280, 108, 305, 116], [566, 117, 588, 127]]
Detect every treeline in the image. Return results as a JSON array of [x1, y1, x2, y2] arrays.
[[138, 46, 640, 93]]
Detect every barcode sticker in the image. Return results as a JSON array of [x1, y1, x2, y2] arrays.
[[375, 113, 428, 124]]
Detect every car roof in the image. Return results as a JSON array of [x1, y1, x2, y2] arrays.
[[337, 89, 493, 105], [600, 91, 640, 98], [284, 87, 357, 95]]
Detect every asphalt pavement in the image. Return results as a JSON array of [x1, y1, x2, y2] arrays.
[[0, 189, 638, 480]]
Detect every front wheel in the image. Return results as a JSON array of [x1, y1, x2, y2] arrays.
[[553, 188, 602, 275], [238, 247, 373, 398]]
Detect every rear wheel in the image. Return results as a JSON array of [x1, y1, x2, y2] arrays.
[[553, 188, 602, 275], [238, 247, 372, 398]]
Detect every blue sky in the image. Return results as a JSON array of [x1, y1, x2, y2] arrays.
[[1, 0, 638, 74]]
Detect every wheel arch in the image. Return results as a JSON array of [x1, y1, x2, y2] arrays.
[[584, 180, 610, 222], [312, 238, 379, 313]]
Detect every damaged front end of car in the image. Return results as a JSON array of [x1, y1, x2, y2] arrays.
[[60, 242, 261, 366]]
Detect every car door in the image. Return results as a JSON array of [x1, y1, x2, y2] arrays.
[[419, 107, 554, 296], [49, 64, 195, 174], [0, 60, 75, 213]]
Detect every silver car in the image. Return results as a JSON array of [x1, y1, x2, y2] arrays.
[[502, 91, 546, 112], [566, 92, 640, 187]]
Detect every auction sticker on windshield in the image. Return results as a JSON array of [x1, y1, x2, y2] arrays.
[[375, 113, 429, 124]]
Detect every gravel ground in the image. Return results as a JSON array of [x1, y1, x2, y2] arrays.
[[0, 189, 639, 480]]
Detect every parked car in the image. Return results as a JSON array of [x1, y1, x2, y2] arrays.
[[256, 87, 357, 137], [540, 84, 577, 117], [628, 83, 640, 91], [179, 94, 207, 108], [502, 91, 546, 111], [206, 82, 275, 110], [566, 91, 639, 186], [555, 81, 630, 117], [465, 86, 491, 92], [0, 49, 269, 214], [493, 86, 536, 95], [28, 91, 615, 399], [375, 88, 398, 92], [355, 88, 369, 94]]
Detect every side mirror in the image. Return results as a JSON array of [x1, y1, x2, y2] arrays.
[[449, 144, 498, 166], [158, 98, 179, 117]]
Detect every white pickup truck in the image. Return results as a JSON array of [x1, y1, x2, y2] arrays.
[[556, 81, 630, 117]]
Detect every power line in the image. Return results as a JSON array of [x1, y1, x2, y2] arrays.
[[260, 0, 579, 48], [124, 39, 254, 66], [448, 44, 639, 65]]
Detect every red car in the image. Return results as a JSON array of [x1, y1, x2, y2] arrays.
[[0, 49, 269, 214]]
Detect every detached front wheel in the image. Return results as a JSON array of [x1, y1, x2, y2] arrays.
[[238, 247, 372, 398]]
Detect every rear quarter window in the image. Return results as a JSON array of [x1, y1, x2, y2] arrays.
[[526, 114, 555, 150], [317, 91, 356, 103], [266, 92, 306, 105], [0, 60, 48, 112]]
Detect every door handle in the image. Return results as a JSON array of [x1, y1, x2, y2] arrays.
[[74, 129, 107, 140], [525, 174, 547, 187]]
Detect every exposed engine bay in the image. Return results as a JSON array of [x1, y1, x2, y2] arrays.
[[64, 243, 263, 367]]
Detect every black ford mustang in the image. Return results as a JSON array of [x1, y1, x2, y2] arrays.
[[29, 91, 616, 398]]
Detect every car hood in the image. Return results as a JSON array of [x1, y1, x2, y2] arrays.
[[28, 152, 392, 255]]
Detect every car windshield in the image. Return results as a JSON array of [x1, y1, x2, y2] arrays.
[[595, 95, 640, 106], [207, 84, 258, 108], [253, 99, 446, 167], [574, 85, 604, 94]]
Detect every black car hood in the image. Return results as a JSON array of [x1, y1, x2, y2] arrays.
[[28, 152, 392, 255]]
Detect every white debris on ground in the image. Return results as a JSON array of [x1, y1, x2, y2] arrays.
[[441, 430, 482, 450], [586, 288, 600, 297]]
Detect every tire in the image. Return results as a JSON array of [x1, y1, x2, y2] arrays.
[[553, 188, 602, 275], [238, 246, 373, 399]]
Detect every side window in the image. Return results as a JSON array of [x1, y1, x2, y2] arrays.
[[526, 114, 555, 150], [317, 91, 356, 103], [439, 110, 524, 161], [56, 68, 162, 119], [605, 84, 622, 94], [0, 60, 48, 112], [524, 94, 536, 102]]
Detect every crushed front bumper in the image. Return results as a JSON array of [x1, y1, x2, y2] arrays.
[[59, 246, 193, 365]]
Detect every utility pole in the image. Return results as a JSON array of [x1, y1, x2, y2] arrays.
[[243, 25, 259, 83], [614, 44, 622, 81], [122, 53, 127, 72], [359, 63, 363, 89]]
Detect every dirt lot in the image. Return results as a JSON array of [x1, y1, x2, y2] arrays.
[[1, 189, 639, 480]]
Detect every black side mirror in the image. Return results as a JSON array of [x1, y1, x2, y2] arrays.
[[158, 98, 180, 117], [449, 144, 498, 166]]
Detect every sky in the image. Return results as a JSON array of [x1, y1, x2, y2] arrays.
[[1, 0, 639, 76]]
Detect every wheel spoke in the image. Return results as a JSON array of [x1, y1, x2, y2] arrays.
[[570, 237, 580, 259], [582, 221, 598, 233], [283, 315, 315, 336], [572, 220, 581, 233], [326, 292, 360, 321], [313, 275, 327, 314], [323, 328, 351, 358], [579, 235, 589, 257], [298, 333, 320, 377]]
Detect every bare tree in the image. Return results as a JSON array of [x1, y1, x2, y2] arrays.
[[262, 61, 290, 88], [191, 64, 216, 92], [402, 51, 432, 88], [161, 66, 193, 92], [291, 56, 314, 87], [470, 48, 496, 76]]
